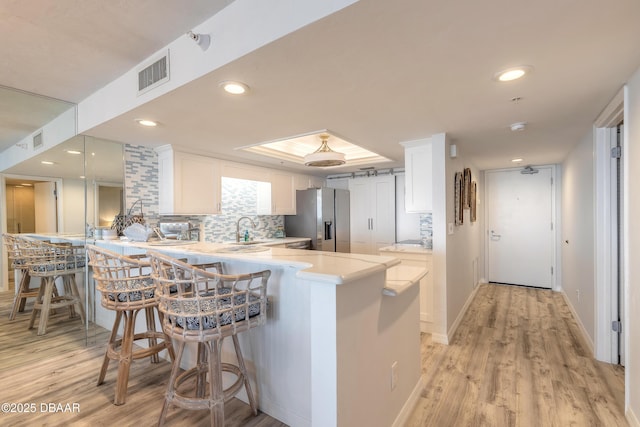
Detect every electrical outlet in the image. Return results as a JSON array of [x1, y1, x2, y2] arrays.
[[576, 289, 580, 302], [391, 361, 398, 390]]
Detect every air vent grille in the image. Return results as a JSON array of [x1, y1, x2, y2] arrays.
[[137, 50, 170, 95], [33, 132, 43, 150]]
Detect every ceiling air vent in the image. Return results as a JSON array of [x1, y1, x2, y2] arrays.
[[137, 50, 170, 95], [32, 132, 43, 150]]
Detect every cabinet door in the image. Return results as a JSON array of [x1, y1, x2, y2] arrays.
[[349, 178, 373, 253], [173, 152, 221, 215], [404, 142, 432, 212], [371, 175, 396, 251], [271, 171, 296, 215]]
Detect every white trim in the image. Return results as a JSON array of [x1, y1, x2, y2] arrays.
[[594, 126, 618, 363], [627, 407, 640, 427], [445, 282, 481, 344], [430, 333, 449, 345], [391, 375, 425, 427], [595, 88, 624, 127], [560, 290, 595, 355]]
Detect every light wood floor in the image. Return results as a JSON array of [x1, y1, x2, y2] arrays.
[[1, 283, 627, 426], [407, 283, 627, 427], [0, 291, 286, 427]]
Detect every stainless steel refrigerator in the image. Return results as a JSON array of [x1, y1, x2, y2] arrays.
[[284, 188, 350, 252]]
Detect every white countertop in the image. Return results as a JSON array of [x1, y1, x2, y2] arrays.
[[378, 243, 432, 254], [93, 239, 399, 285], [383, 264, 429, 296]]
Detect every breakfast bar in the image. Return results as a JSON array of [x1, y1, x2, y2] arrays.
[[88, 239, 425, 427]]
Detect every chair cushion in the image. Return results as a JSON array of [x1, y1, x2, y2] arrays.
[[105, 277, 155, 302], [168, 288, 261, 330]]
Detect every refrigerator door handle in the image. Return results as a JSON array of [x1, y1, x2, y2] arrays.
[[324, 221, 333, 240]]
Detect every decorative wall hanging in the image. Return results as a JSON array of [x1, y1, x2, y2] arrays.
[[470, 181, 477, 222], [455, 171, 464, 225], [463, 168, 472, 209]]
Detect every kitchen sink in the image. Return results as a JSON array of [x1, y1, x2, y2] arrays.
[[147, 240, 198, 246], [213, 245, 270, 254], [224, 240, 271, 246]]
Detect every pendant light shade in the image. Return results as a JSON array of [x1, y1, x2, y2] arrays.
[[304, 134, 346, 167]]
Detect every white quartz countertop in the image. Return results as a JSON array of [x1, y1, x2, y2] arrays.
[[93, 239, 399, 285], [383, 264, 429, 296], [378, 243, 433, 254]]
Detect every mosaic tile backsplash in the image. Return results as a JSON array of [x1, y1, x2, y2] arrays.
[[123, 144, 283, 242], [419, 212, 433, 248]]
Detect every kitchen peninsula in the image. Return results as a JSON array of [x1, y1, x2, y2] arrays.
[[32, 235, 426, 427]]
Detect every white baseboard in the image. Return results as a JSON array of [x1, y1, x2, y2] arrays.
[[560, 290, 594, 356], [431, 333, 449, 345], [445, 283, 481, 344], [628, 407, 640, 427], [391, 374, 425, 427]]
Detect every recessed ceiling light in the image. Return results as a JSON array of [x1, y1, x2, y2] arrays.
[[510, 122, 527, 132], [135, 119, 158, 127], [66, 150, 82, 155], [495, 66, 532, 82], [219, 81, 249, 95], [512, 158, 524, 163], [41, 161, 55, 165]]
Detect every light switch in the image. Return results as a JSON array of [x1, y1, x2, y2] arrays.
[[448, 223, 454, 235]]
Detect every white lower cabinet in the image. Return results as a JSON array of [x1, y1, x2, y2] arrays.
[[349, 175, 396, 254], [379, 248, 433, 331]]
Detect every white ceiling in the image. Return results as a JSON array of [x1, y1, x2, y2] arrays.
[[2, 0, 640, 175]]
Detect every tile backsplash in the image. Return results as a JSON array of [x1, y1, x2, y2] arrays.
[[123, 144, 283, 242]]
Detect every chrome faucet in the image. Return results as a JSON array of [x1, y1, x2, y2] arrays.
[[236, 216, 256, 242]]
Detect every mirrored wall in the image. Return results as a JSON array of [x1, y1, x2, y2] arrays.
[[2, 132, 124, 347]]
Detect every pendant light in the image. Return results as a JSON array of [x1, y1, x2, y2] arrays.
[[304, 133, 346, 167]]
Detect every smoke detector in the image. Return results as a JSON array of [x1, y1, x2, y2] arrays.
[[510, 122, 527, 132]]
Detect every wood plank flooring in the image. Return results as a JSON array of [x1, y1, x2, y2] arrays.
[[0, 291, 286, 427], [407, 283, 627, 427], [1, 283, 627, 426]]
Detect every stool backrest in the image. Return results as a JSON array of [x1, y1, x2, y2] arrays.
[[86, 244, 158, 310], [148, 250, 269, 341], [19, 238, 85, 277], [2, 233, 22, 268]]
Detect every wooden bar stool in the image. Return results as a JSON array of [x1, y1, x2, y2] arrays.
[[86, 245, 175, 405], [23, 239, 86, 335], [3, 234, 44, 320], [148, 251, 269, 427]]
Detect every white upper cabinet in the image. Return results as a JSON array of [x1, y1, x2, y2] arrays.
[[401, 139, 432, 213], [157, 146, 221, 215], [270, 171, 296, 215]]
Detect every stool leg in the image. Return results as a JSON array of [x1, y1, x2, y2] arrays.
[[66, 275, 86, 324], [208, 340, 225, 426], [98, 311, 122, 386], [195, 342, 208, 398], [28, 278, 46, 330], [145, 307, 160, 363], [156, 310, 175, 362], [232, 334, 258, 415], [36, 278, 55, 336], [114, 309, 139, 405], [159, 340, 185, 427], [9, 269, 30, 320]]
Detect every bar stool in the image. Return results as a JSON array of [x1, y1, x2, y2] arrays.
[[86, 245, 175, 405], [148, 251, 269, 427], [3, 234, 44, 320], [23, 239, 86, 335]]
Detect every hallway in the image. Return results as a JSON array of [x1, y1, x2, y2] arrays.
[[407, 283, 627, 426]]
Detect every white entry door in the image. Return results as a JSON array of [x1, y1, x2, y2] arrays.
[[486, 167, 555, 288]]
